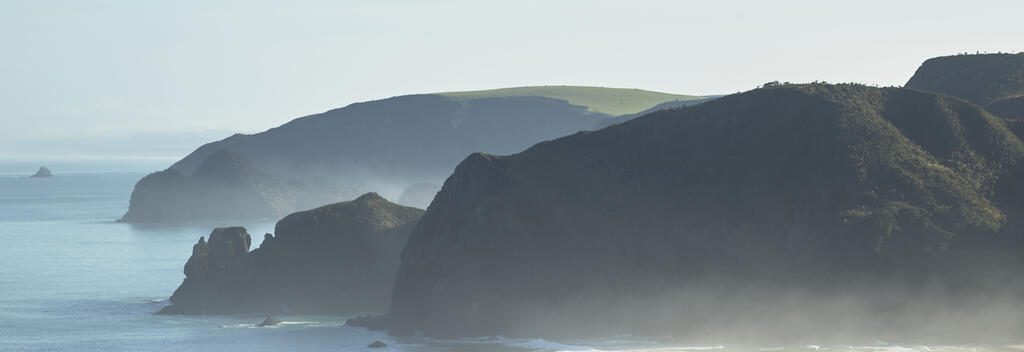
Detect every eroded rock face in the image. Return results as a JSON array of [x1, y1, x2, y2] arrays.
[[371, 84, 1024, 341], [158, 193, 424, 315], [158, 227, 255, 314]]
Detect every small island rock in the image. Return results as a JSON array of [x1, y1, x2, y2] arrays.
[[367, 340, 387, 348], [257, 316, 281, 327], [30, 166, 52, 178]]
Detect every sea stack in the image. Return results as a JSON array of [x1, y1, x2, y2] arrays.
[[157, 193, 424, 315], [30, 166, 52, 178]]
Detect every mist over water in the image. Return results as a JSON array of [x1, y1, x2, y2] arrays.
[[0, 162, 1021, 351]]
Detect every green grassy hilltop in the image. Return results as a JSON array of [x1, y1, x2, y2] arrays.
[[439, 85, 702, 116]]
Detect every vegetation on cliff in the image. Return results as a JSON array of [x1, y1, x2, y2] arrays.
[[368, 83, 1024, 341], [905, 53, 1024, 107], [905, 53, 1024, 141]]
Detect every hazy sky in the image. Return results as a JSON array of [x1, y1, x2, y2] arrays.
[[2, 0, 1022, 160]]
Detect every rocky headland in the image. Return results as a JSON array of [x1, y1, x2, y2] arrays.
[[120, 149, 345, 222], [157, 193, 424, 315], [358, 83, 1024, 342]]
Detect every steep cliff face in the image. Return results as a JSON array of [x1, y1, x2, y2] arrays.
[[373, 84, 1024, 340], [157, 193, 424, 315], [158, 227, 256, 314], [120, 149, 344, 222]]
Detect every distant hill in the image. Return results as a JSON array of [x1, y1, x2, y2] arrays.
[[592, 95, 720, 129], [362, 84, 1024, 341], [120, 149, 343, 222], [438, 85, 702, 116], [126, 86, 706, 222]]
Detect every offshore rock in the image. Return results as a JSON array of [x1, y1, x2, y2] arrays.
[[30, 166, 52, 178]]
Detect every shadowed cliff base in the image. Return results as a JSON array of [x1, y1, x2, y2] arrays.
[[157, 193, 424, 315], [354, 83, 1024, 343]]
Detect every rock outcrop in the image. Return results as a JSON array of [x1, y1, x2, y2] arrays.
[[120, 149, 346, 222], [156, 227, 254, 314], [158, 193, 424, 315], [30, 166, 52, 178], [364, 84, 1024, 341]]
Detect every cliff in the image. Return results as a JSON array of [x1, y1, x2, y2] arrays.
[[367, 84, 1024, 341], [158, 193, 424, 315], [120, 149, 344, 222], [125, 87, 706, 222], [167, 96, 611, 192]]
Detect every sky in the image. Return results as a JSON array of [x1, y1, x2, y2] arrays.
[[1, 0, 1022, 160]]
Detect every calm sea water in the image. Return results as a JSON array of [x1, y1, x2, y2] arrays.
[[0, 161, 1017, 352]]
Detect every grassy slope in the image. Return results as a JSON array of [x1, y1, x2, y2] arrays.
[[438, 85, 703, 116]]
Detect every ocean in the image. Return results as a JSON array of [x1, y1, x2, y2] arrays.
[[0, 161, 1016, 352]]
